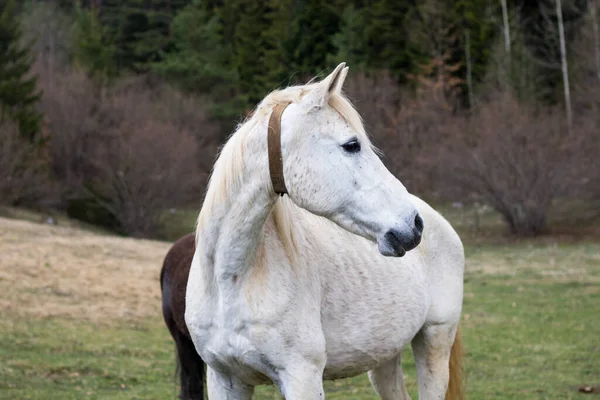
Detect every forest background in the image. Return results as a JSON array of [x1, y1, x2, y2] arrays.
[[1, 0, 599, 239]]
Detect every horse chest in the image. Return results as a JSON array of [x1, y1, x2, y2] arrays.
[[205, 331, 277, 385], [187, 305, 276, 385], [187, 290, 309, 386]]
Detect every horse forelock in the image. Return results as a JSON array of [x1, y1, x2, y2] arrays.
[[195, 82, 372, 264]]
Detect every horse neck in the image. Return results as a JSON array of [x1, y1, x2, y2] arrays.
[[196, 125, 276, 290]]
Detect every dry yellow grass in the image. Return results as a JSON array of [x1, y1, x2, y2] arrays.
[[0, 216, 171, 322]]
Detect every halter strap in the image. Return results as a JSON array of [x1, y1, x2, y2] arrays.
[[268, 102, 291, 195]]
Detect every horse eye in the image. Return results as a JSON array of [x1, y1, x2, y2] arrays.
[[342, 139, 361, 153]]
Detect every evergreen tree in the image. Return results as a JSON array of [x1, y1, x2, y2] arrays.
[[450, 0, 497, 103], [517, 0, 587, 103], [261, 0, 294, 90], [285, 0, 341, 76], [73, 4, 117, 79], [76, 0, 189, 74], [230, 0, 293, 108], [153, 2, 241, 119], [0, 0, 42, 141], [229, 1, 270, 107], [328, 4, 369, 68], [157, 0, 295, 120], [409, 0, 471, 102], [364, 0, 424, 82]]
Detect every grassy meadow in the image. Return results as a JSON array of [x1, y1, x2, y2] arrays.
[[1, 204, 599, 399]]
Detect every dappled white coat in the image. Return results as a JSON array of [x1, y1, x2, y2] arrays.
[[185, 63, 464, 400]]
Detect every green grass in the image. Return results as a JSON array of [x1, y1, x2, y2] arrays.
[[2, 239, 599, 399]]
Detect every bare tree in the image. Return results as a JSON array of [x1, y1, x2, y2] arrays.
[[591, 0, 600, 83], [20, 1, 73, 85], [485, 2, 536, 95], [465, 29, 475, 108], [34, 58, 221, 237], [431, 91, 582, 236], [90, 118, 201, 237], [556, 0, 573, 133], [500, 0, 512, 55], [35, 64, 100, 192]]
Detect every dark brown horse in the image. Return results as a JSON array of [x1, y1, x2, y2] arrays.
[[160, 233, 206, 400]]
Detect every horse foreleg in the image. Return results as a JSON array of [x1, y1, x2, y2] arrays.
[[411, 323, 458, 400], [206, 367, 254, 400], [368, 354, 412, 400], [278, 361, 325, 400]]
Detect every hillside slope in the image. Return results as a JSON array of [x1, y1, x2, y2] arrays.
[[0, 217, 172, 322]]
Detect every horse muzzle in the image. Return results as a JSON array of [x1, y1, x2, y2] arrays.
[[377, 214, 423, 257]]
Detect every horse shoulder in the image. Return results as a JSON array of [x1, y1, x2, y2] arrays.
[[410, 194, 464, 267], [410, 194, 464, 325]]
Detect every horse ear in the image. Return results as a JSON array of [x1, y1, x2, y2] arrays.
[[301, 62, 347, 110], [329, 65, 349, 94], [325, 62, 347, 93]]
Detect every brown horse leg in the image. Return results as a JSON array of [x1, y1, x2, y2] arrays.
[[172, 325, 205, 400]]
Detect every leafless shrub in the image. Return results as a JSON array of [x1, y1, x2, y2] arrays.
[[35, 64, 100, 193], [101, 76, 221, 176], [573, 111, 600, 208], [567, 6, 600, 210], [34, 62, 219, 237], [84, 78, 208, 237], [0, 121, 56, 206], [432, 91, 584, 236], [90, 119, 200, 237]]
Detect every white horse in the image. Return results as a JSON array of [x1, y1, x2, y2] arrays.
[[185, 63, 465, 400]]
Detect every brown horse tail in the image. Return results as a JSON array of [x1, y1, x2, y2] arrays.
[[446, 325, 465, 400]]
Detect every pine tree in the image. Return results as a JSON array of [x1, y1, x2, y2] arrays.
[[153, 2, 241, 119], [223, 0, 293, 110], [451, 0, 497, 104], [154, 3, 230, 91], [157, 0, 295, 119], [0, 0, 42, 141], [261, 0, 293, 91], [78, 0, 189, 74], [229, 1, 270, 107], [285, 0, 341, 76], [123, 0, 189, 72], [518, 0, 586, 103], [73, 4, 117, 79], [328, 4, 369, 68], [364, 0, 423, 82]]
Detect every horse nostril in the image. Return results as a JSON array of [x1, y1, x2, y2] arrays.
[[414, 214, 424, 234]]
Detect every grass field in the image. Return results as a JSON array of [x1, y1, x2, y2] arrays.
[[1, 205, 599, 399]]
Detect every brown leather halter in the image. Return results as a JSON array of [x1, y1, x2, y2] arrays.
[[268, 102, 291, 196]]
